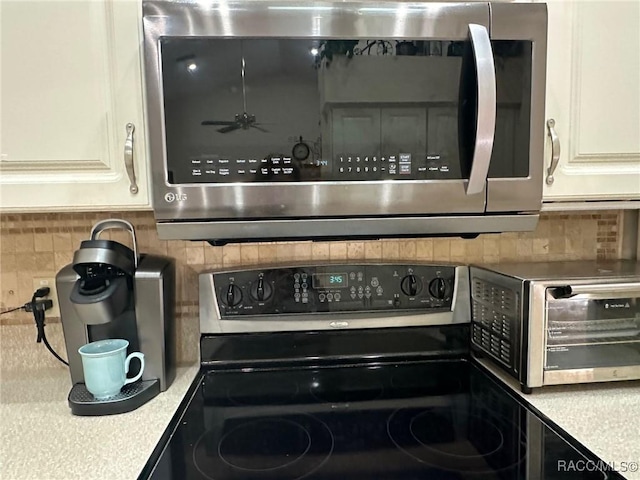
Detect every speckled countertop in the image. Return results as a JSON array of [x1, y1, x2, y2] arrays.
[[0, 325, 199, 480], [476, 357, 640, 480], [1, 324, 639, 480]]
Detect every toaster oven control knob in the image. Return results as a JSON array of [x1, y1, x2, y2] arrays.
[[400, 274, 421, 296], [250, 277, 273, 302], [225, 284, 242, 307], [428, 278, 447, 299]]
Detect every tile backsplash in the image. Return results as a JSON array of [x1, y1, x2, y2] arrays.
[[0, 210, 623, 361]]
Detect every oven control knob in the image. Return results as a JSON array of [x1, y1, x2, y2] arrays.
[[428, 278, 447, 299], [225, 284, 242, 307], [250, 277, 273, 302], [400, 274, 422, 296]]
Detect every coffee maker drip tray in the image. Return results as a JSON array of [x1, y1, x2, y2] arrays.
[[68, 380, 160, 416]]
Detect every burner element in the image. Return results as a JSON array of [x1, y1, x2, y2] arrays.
[[388, 407, 525, 473], [411, 411, 504, 458], [193, 415, 334, 479], [310, 367, 384, 403], [220, 419, 310, 471]]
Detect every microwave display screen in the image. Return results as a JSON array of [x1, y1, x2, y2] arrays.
[[160, 38, 532, 185]]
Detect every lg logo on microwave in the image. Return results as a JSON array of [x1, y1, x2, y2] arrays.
[[164, 192, 188, 203]]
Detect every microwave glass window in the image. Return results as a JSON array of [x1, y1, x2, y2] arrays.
[[545, 296, 640, 370], [159, 38, 533, 185]]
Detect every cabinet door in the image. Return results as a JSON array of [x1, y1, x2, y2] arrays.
[[0, 0, 149, 211], [542, 0, 640, 201]]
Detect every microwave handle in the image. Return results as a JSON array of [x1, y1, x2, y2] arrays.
[[548, 282, 640, 299], [466, 24, 496, 196]]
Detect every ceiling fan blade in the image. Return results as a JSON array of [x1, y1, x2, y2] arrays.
[[202, 120, 235, 126], [217, 124, 241, 133], [250, 125, 269, 133]]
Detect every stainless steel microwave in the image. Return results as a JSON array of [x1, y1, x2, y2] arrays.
[[142, 1, 547, 243], [470, 261, 640, 392]]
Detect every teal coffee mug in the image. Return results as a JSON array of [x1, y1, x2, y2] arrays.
[[78, 339, 145, 400]]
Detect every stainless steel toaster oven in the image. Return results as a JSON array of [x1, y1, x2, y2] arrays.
[[470, 261, 640, 392]]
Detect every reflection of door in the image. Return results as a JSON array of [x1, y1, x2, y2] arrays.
[[490, 108, 517, 177], [427, 107, 461, 178], [381, 108, 427, 160], [332, 108, 429, 161], [330, 108, 381, 160]]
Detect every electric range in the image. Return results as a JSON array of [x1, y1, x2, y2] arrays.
[[139, 263, 624, 480]]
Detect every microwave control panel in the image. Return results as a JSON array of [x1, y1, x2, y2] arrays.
[[174, 153, 459, 184], [211, 264, 456, 318]]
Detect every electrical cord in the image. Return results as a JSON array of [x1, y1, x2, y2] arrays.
[[0, 306, 24, 315], [2, 287, 69, 366], [1, 286, 52, 315], [33, 307, 69, 366], [29, 288, 69, 367], [31, 288, 47, 343]]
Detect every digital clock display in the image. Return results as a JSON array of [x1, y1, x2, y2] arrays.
[[312, 273, 348, 289]]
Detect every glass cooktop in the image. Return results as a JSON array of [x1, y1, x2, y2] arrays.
[[142, 360, 621, 480]]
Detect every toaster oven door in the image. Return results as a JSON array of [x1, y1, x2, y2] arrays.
[[543, 283, 640, 384]]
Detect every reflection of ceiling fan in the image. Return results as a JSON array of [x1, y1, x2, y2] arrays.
[[202, 112, 267, 133], [201, 42, 268, 134]]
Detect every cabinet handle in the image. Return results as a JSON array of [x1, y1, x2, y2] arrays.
[[545, 119, 561, 186], [124, 123, 139, 194]]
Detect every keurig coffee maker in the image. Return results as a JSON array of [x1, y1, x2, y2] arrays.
[[56, 219, 176, 416]]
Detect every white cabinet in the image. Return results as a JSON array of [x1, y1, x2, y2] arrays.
[[0, 0, 150, 211], [542, 0, 640, 202]]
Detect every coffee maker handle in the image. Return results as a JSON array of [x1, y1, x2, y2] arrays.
[[90, 219, 138, 269]]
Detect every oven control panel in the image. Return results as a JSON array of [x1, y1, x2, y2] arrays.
[[211, 264, 456, 318]]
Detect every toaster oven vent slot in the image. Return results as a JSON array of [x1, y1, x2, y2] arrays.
[[471, 278, 517, 368], [472, 324, 512, 366], [472, 279, 517, 315], [471, 302, 512, 339]]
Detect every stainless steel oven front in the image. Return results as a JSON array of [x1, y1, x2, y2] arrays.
[[143, 1, 547, 242]]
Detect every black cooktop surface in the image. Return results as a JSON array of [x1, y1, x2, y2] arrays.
[[143, 360, 619, 480]]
